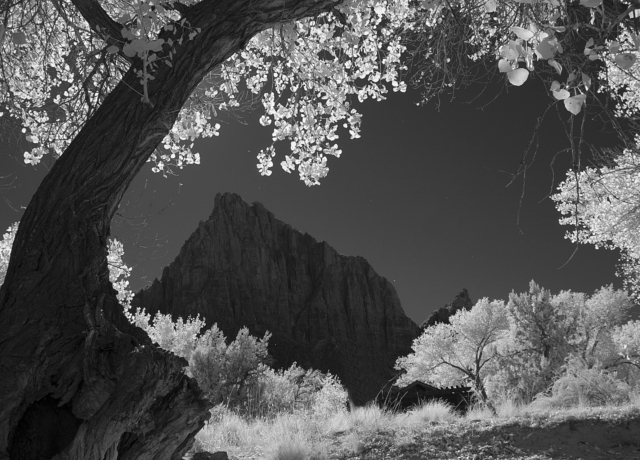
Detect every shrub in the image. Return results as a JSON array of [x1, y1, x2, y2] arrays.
[[271, 442, 309, 460], [239, 363, 349, 420], [494, 398, 522, 418], [142, 311, 208, 361], [244, 363, 327, 417], [190, 326, 272, 408], [465, 404, 495, 421], [405, 400, 457, 424], [549, 367, 632, 408], [310, 373, 349, 418]]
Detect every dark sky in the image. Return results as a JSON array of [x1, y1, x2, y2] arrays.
[[0, 76, 626, 326]]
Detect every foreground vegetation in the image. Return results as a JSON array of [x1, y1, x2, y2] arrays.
[[191, 396, 640, 460]]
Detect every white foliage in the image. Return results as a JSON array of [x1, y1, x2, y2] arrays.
[[0, 223, 18, 287], [394, 298, 510, 396], [600, 28, 640, 119], [552, 141, 640, 298]]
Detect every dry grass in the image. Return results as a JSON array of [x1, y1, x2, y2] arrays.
[[400, 399, 458, 427], [193, 393, 640, 460]]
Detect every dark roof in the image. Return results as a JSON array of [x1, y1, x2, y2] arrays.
[[385, 380, 472, 395], [401, 380, 440, 392]]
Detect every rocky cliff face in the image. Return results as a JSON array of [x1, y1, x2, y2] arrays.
[[420, 289, 474, 329], [133, 193, 422, 404]]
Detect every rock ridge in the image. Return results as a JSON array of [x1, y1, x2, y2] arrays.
[[420, 288, 474, 329], [133, 192, 422, 404]]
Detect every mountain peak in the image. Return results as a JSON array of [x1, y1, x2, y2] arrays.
[[133, 193, 421, 404]]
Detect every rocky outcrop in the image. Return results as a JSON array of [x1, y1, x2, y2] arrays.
[[420, 288, 474, 329], [133, 193, 422, 404]]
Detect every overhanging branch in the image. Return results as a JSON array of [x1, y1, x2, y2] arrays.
[[69, 0, 134, 64]]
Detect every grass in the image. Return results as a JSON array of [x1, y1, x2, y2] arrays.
[[192, 393, 640, 460]]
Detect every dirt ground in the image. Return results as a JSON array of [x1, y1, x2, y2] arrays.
[[331, 414, 640, 459]]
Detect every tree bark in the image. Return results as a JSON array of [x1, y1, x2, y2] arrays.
[[0, 0, 341, 458]]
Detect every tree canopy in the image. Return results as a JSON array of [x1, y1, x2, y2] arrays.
[[395, 282, 635, 407], [4, 0, 640, 184]]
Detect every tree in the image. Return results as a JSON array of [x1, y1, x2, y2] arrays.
[[504, 282, 574, 394], [2, 0, 640, 456], [548, 10, 640, 299], [555, 285, 632, 366], [553, 144, 640, 300], [0, 0, 391, 458], [489, 282, 631, 402], [394, 298, 510, 404], [611, 320, 640, 385]]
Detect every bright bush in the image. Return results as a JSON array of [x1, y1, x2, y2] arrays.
[[547, 366, 632, 408], [245, 363, 323, 416], [190, 326, 272, 407], [309, 373, 349, 418]]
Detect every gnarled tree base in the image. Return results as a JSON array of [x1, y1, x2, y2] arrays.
[[1, 288, 212, 460]]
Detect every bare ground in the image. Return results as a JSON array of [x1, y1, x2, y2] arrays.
[[328, 409, 640, 460]]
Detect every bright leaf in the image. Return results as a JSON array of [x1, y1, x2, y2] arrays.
[[498, 59, 512, 72], [609, 41, 621, 54], [553, 88, 570, 100], [615, 53, 637, 70], [122, 43, 136, 58], [537, 39, 556, 59], [484, 0, 497, 12], [107, 45, 119, 54], [582, 72, 592, 90], [130, 39, 147, 53], [507, 68, 529, 86], [500, 45, 518, 60], [511, 26, 534, 41], [564, 94, 587, 115], [548, 59, 562, 75], [580, 0, 603, 7], [148, 39, 164, 52]]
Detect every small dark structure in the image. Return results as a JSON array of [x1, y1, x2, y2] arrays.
[[376, 379, 474, 413]]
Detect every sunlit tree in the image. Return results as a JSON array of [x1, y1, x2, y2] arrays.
[[553, 142, 640, 300], [487, 282, 632, 402], [395, 298, 510, 404], [555, 285, 632, 366], [609, 319, 640, 386]]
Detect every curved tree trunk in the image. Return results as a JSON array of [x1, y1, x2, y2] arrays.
[[0, 0, 340, 458]]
